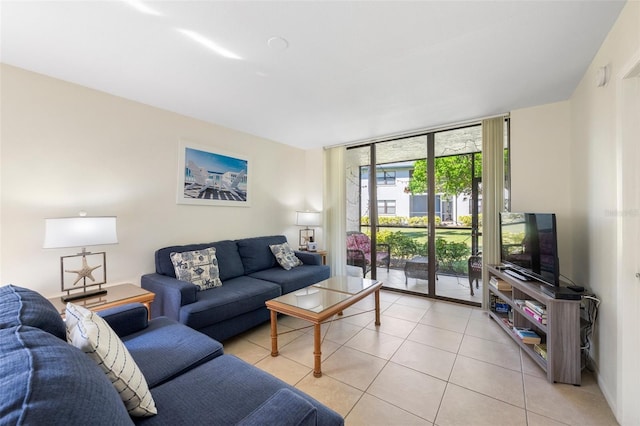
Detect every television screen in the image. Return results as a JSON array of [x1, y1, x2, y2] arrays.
[[500, 212, 560, 286]]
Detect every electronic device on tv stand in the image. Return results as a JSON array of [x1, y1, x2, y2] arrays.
[[499, 212, 560, 288], [540, 285, 582, 300]]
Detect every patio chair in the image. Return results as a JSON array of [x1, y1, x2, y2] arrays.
[[468, 253, 482, 296], [346, 231, 390, 277]]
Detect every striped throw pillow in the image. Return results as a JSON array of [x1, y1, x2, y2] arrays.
[[65, 303, 157, 417]]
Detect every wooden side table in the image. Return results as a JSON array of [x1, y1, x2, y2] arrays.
[[314, 250, 328, 265], [48, 283, 155, 319]]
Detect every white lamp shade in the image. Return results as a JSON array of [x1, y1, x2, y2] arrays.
[[43, 217, 118, 249], [296, 211, 321, 227]]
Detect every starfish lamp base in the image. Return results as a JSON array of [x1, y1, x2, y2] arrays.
[[60, 251, 108, 302]]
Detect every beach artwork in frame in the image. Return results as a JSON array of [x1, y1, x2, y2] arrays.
[[177, 141, 250, 206]]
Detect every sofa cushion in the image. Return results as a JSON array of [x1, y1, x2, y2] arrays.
[[179, 276, 281, 330], [237, 235, 287, 274], [0, 326, 132, 425], [133, 355, 343, 426], [236, 388, 317, 426], [270, 242, 303, 270], [0, 284, 66, 340], [170, 247, 223, 291], [121, 317, 224, 388], [249, 265, 331, 294], [66, 303, 157, 417], [155, 240, 245, 282]]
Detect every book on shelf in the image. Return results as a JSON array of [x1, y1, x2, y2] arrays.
[[534, 343, 548, 360], [489, 276, 512, 291], [524, 300, 546, 316], [501, 317, 514, 328], [513, 327, 542, 344], [523, 306, 547, 324]]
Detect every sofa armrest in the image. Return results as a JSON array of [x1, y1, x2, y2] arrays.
[[141, 273, 197, 320], [98, 303, 148, 337], [295, 251, 322, 266], [236, 388, 317, 426]]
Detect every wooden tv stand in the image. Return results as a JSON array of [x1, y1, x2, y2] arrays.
[[487, 265, 581, 385]]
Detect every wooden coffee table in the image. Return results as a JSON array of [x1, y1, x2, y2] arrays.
[[265, 276, 382, 377]]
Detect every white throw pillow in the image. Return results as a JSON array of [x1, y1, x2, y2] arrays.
[[170, 247, 223, 290], [269, 242, 303, 271], [65, 303, 157, 417]]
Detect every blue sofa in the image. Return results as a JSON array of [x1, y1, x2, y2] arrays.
[[142, 235, 330, 341], [0, 285, 343, 425]]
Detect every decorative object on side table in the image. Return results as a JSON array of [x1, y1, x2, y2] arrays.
[[296, 210, 321, 250], [43, 212, 118, 302]]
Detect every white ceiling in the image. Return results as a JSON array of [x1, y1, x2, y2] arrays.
[[0, 1, 625, 150]]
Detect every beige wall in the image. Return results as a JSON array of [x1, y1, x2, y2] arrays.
[[570, 1, 640, 421], [511, 2, 639, 422], [510, 100, 573, 279], [0, 64, 314, 297]]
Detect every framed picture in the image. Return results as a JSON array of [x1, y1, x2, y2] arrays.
[[177, 140, 250, 206], [61, 252, 106, 293]]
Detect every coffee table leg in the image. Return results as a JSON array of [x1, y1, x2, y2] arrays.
[[313, 323, 322, 377], [375, 289, 381, 326], [270, 310, 279, 357]]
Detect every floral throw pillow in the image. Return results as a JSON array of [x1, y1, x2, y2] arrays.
[[170, 247, 223, 290], [269, 242, 303, 271]]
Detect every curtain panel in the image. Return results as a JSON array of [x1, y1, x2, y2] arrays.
[[323, 146, 347, 277], [481, 117, 505, 308]]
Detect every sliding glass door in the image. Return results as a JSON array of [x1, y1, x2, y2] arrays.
[[344, 121, 508, 306]]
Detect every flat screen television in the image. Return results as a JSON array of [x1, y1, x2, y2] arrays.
[[499, 212, 560, 286]]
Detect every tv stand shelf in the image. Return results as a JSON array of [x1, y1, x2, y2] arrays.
[[488, 265, 581, 385]]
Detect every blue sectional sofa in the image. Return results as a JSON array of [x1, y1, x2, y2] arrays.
[[142, 235, 330, 341], [0, 285, 343, 425]]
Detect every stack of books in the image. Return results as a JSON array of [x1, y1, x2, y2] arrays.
[[534, 343, 548, 360], [513, 327, 542, 344], [489, 276, 512, 291], [523, 300, 547, 325]]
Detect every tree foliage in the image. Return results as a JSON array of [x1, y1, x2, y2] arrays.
[[407, 159, 427, 194], [434, 155, 473, 197], [407, 154, 482, 197]]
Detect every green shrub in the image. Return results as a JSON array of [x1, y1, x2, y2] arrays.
[[435, 237, 470, 272], [408, 216, 425, 226], [458, 215, 472, 227], [378, 216, 404, 226], [458, 214, 482, 227], [373, 230, 419, 259], [359, 215, 443, 227]]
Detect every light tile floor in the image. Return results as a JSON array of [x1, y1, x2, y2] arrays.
[[224, 291, 618, 425]]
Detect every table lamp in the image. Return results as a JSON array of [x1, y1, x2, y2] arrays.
[[43, 213, 118, 302], [296, 211, 321, 251]]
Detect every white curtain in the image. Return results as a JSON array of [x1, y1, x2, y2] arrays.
[[481, 117, 505, 308], [323, 146, 347, 277]]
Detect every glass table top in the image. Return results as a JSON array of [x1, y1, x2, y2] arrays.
[[310, 276, 379, 294], [268, 277, 380, 313]]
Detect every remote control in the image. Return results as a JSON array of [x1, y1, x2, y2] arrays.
[[568, 285, 585, 292]]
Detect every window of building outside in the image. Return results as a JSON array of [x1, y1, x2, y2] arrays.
[[377, 200, 396, 215], [377, 171, 396, 185]]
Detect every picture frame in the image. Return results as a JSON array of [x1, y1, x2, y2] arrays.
[[299, 228, 315, 249], [177, 140, 250, 206]]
